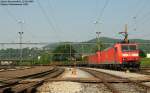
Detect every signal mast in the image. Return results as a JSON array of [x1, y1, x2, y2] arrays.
[[119, 24, 129, 43]]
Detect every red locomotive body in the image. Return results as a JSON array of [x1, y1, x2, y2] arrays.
[[88, 43, 140, 69]]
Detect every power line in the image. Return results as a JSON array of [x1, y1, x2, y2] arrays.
[[97, 0, 110, 21], [129, 10, 150, 29], [134, 0, 148, 18], [1, 6, 18, 22], [1, 5, 40, 43], [0, 6, 21, 43], [132, 0, 148, 30], [47, 0, 62, 32], [112, 0, 142, 35], [47, 0, 64, 41], [36, 0, 57, 32], [128, 0, 149, 30], [136, 10, 150, 24]]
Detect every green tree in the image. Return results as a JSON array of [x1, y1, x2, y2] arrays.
[[39, 53, 51, 64], [52, 44, 77, 61], [93, 41, 106, 52], [139, 49, 146, 58]]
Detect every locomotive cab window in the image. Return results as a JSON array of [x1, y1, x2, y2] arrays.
[[121, 45, 137, 51], [129, 45, 137, 51], [122, 45, 128, 51]]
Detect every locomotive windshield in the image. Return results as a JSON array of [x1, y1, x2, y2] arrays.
[[122, 45, 137, 51]]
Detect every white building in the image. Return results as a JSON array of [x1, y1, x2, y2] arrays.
[[146, 54, 150, 58]]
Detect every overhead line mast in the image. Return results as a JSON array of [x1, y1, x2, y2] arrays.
[[119, 24, 129, 43]]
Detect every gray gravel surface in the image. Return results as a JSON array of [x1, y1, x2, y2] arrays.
[[80, 83, 111, 93], [37, 81, 112, 93], [112, 83, 149, 93], [37, 81, 82, 93]]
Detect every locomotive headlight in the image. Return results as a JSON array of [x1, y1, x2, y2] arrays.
[[122, 58, 127, 61], [122, 54, 128, 57], [131, 54, 139, 56]]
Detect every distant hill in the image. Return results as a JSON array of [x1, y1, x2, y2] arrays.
[[44, 37, 150, 53], [88, 37, 150, 43], [88, 37, 120, 43]]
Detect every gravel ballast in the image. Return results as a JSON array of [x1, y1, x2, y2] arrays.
[[37, 81, 82, 93], [86, 68, 150, 81], [37, 81, 112, 93], [112, 83, 147, 93]]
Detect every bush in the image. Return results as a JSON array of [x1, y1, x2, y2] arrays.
[[140, 58, 150, 67]]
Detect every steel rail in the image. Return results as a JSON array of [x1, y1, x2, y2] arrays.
[[81, 68, 120, 93], [81, 68, 150, 93], [0, 67, 64, 93]]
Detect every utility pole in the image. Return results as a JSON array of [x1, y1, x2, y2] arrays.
[[18, 32, 23, 64], [133, 16, 137, 31], [81, 44, 84, 62], [119, 24, 128, 43], [96, 32, 101, 51], [94, 20, 102, 51], [18, 20, 24, 64], [70, 43, 71, 62]]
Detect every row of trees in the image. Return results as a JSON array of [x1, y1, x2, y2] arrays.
[[52, 44, 77, 61], [0, 42, 147, 65], [0, 48, 41, 60]]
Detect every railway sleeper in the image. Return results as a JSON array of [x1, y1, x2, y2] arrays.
[[81, 68, 121, 93], [0, 68, 65, 93], [5, 81, 42, 93], [0, 87, 11, 93], [82, 68, 150, 93]]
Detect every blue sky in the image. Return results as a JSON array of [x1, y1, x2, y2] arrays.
[[0, 0, 150, 43]]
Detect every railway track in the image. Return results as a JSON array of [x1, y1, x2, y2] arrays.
[[0, 67, 64, 93], [1, 66, 149, 93], [0, 66, 31, 72], [0, 67, 54, 87], [81, 68, 150, 93], [139, 67, 150, 75]]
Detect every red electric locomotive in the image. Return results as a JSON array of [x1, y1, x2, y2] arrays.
[[88, 43, 140, 70], [87, 25, 140, 70]]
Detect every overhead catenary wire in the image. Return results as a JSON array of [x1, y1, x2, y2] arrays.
[[128, 10, 150, 30], [96, 0, 110, 22], [0, 6, 39, 44], [112, 0, 142, 35], [47, 0, 64, 41], [134, 0, 148, 18], [111, 0, 150, 40], [36, 0, 57, 32], [47, 0, 61, 31], [112, 0, 147, 33], [94, 0, 110, 37], [0, 6, 20, 43], [136, 10, 150, 24], [1, 6, 18, 22], [128, 0, 149, 30]]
